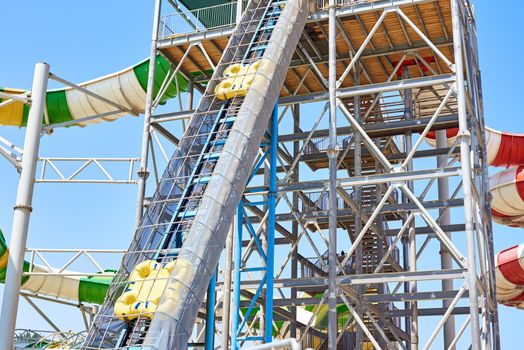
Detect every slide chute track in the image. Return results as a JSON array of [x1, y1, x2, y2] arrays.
[[0, 229, 111, 305], [0, 56, 186, 128], [82, 0, 308, 348], [427, 126, 524, 307]]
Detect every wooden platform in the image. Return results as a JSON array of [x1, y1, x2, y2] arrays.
[[159, 0, 454, 99]]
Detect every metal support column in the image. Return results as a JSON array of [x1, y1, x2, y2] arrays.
[[353, 62, 364, 350], [184, 80, 194, 131], [264, 104, 278, 343], [290, 104, 299, 339], [221, 222, 235, 350], [0, 62, 50, 350], [231, 103, 278, 346], [135, 0, 162, 227], [205, 270, 217, 350], [231, 201, 243, 350], [402, 68, 418, 350], [327, 0, 339, 348], [437, 130, 456, 349], [451, 0, 481, 348]]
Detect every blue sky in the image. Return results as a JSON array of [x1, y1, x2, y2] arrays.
[[0, 0, 523, 347]]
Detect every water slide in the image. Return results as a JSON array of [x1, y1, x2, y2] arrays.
[[0, 228, 111, 305], [82, 0, 308, 348], [426, 127, 524, 308], [0, 56, 188, 305], [0, 56, 186, 127]]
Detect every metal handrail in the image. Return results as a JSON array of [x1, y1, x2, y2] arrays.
[[160, 2, 238, 38]]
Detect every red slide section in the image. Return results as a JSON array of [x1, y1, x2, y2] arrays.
[[496, 245, 524, 308], [426, 126, 524, 307]]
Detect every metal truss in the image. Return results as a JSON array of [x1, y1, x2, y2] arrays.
[[2, 0, 500, 349], [36, 157, 139, 184], [24, 247, 124, 277], [137, 0, 500, 349], [0, 136, 23, 170]]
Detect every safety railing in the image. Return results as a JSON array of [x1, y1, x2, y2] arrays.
[[160, 2, 238, 38], [301, 190, 350, 212], [314, 0, 374, 11], [303, 135, 352, 155]]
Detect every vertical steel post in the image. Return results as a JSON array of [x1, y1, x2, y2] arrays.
[[353, 62, 364, 350], [0, 62, 50, 350], [205, 269, 217, 350], [451, 0, 481, 348], [231, 202, 244, 350], [221, 222, 235, 350], [290, 104, 300, 339], [135, 0, 162, 227], [437, 130, 456, 349], [236, 0, 243, 23], [402, 68, 418, 350], [327, 0, 339, 348], [264, 103, 278, 343], [374, 144, 387, 350], [184, 80, 194, 131]]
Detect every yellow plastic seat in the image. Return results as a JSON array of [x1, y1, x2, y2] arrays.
[[214, 60, 262, 101], [114, 259, 176, 320]]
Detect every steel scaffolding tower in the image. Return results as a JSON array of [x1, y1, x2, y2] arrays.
[[0, 0, 500, 349], [134, 0, 499, 348]]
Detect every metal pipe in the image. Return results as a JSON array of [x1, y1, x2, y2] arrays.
[[0, 62, 50, 350], [290, 103, 300, 339], [135, 0, 162, 228], [327, 0, 339, 348], [451, 0, 481, 348], [184, 81, 194, 131], [436, 129, 456, 349], [236, 0, 243, 23], [49, 73, 137, 116], [264, 103, 278, 343], [245, 338, 300, 350], [231, 202, 244, 350], [0, 91, 28, 103], [221, 222, 234, 350], [401, 67, 418, 350], [353, 62, 364, 350], [205, 269, 217, 350]]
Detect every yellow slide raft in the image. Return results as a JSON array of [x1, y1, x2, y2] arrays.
[[214, 60, 262, 100], [114, 259, 192, 320]]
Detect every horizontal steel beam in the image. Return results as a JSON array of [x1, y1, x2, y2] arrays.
[[275, 166, 461, 193], [278, 115, 458, 142], [0, 91, 28, 103], [234, 269, 467, 290], [233, 290, 468, 307], [279, 74, 455, 105]]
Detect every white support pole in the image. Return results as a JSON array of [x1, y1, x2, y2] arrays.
[[236, 0, 243, 24], [451, 0, 481, 349], [437, 130, 456, 349], [0, 62, 50, 350], [327, 0, 339, 348], [135, 0, 162, 227]]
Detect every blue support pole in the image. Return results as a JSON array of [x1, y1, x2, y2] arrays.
[[264, 103, 278, 343], [205, 269, 217, 350], [231, 201, 244, 350]]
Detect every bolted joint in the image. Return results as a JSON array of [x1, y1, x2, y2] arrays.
[[439, 247, 451, 256], [137, 168, 150, 179], [457, 129, 471, 142], [326, 145, 340, 158], [14, 204, 32, 212]]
